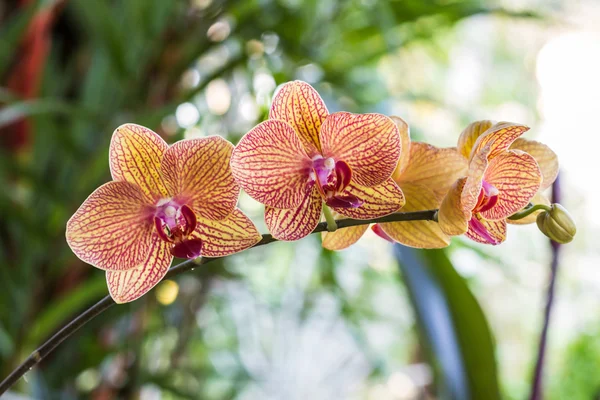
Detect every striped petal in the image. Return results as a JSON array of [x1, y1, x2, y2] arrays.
[[334, 178, 405, 220], [510, 138, 558, 191], [480, 150, 542, 220], [265, 186, 322, 241], [269, 80, 328, 156], [398, 142, 468, 199], [390, 116, 411, 181], [438, 177, 469, 236], [378, 182, 450, 249], [465, 215, 507, 245], [66, 181, 154, 271], [457, 120, 493, 159], [106, 235, 172, 303], [189, 208, 262, 257], [322, 224, 369, 251], [109, 123, 169, 200], [508, 192, 551, 225], [462, 144, 492, 215], [320, 112, 400, 187], [470, 122, 529, 162], [161, 136, 239, 220], [230, 120, 311, 209]]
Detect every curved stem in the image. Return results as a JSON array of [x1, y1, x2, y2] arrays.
[[508, 203, 551, 221], [0, 209, 437, 395]]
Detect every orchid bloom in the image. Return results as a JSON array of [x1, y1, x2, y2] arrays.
[[438, 121, 554, 245], [322, 116, 468, 250], [66, 124, 261, 303], [230, 81, 405, 241]]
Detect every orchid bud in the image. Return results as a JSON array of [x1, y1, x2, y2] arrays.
[[536, 203, 576, 244]]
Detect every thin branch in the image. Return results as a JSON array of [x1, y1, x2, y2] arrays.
[[0, 209, 437, 394]]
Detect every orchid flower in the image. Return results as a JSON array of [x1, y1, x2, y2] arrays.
[[230, 81, 405, 241], [66, 124, 261, 303], [322, 116, 467, 250], [438, 121, 550, 245]]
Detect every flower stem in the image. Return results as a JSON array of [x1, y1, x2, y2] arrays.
[[0, 209, 438, 395], [322, 204, 338, 232], [508, 203, 551, 221]]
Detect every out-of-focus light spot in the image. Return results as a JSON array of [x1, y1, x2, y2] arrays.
[[161, 115, 179, 136], [387, 371, 418, 399], [296, 63, 323, 83], [239, 93, 258, 121], [175, 102, 200, 128], [246, 39, 264, 58], [139, 385, 162, 400], [368, 383, 394, 400], [206, 79, 231, 115], [76, 369, 100, 392], [156, 280, 179, 305], [184, 127, 205, 139], [193, 0, 212, 10], [254, 72, 276, 93], [261, 32, 279, 54], [445, 47, 482, 106], [207, 20, 230, 42], [181, 68, 201, 89]]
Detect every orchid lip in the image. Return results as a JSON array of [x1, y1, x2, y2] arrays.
[[310, 156, 354, 205], [154, 200, 198, 253], [475, 180, 499, 213], [469, 216, 499, 245]]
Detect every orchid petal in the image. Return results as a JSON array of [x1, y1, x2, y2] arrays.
[[189, 208, 262, 257], [230, 120, 311, 209], [109, 123, 169, 200], [265, 187, 322, 241], [480, 150, 542, 220], [333, 178, 405, 220], [438, 177, 469, 236], [470, 122, 529, 162], [161, 136, 239, 220], [465, 215, 506, 245], [507, 192, 551, 225], [66, 181, 154, 271], [320, 112, 400, 187], [510, 138, 558, 191], [398, 142, 468, 199], [269, 80, 328, 156], [378, 182, 450, 249], [321, 224, 369, 250], [106, 235, 172, 303], [457, 120, 493, 159], [390, 116, 411, 180], [462, 144, 492, 215]]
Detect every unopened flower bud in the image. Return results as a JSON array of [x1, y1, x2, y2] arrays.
[[536, 203, 576, 244]]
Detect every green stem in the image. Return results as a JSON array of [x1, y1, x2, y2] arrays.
[[322, 204, 338, 232], [508, 204, 551, 221]]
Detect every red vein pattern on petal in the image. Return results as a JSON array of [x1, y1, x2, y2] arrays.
[[465, 215, 507, 245], [320, 112, 400, 187], [334, 178, 405, 220], [161, 136, 239, 220], [190, 208, 262, 257], [461, 144, 491, 214], [470, 122, 529, 162], [106, 235, 172, 303], [480, 150, 542, 220], [269, 80, 328, 156], [109, 123, 169, 201], [265, 186, 322, 241], [66, 181, 154, 271], [510, 138, 558, 191], [457, 120, 493, 160], [230, 119, 312, 209]]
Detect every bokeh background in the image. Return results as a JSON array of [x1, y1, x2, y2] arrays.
[[1, 0, 598, 399]]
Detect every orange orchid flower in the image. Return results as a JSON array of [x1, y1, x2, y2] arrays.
[[438, 121, 554, 245], [230, 81, 405, 241], [322, 116, 468, 250], [66, 124, 261, 303]]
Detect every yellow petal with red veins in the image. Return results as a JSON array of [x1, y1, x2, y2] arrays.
[[438, 177, 469, 236], [398, 143, 468, 199], [378, 182, 450, 249], [162, 136, 239, 220], [510, 138, 558, 191], [269, 80, 329, 156], [322, 224, 369, 251], [333, 178, 405, 220], [106, 235, 172, 304], [264, 186, 322, 241], [470, 122, 529, 162], [109, 123, 169, 200], [390, 116, 411, 181], [190, 208, 262, 257], [457, 120, 493, 159], [66, 181, 154, 271], [461, 144, 492, 214], [320, 112, 400, 187], [480, 150, 542, 221], [465, 215, 506, 245], [230, 120, 311, 209], [508, 192, 550, 225]]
